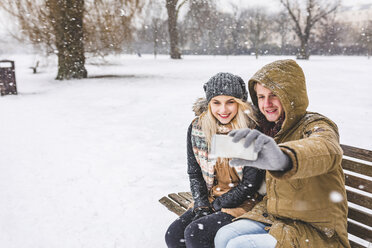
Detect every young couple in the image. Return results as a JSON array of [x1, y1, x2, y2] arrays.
[[165, 60, 350, 248]]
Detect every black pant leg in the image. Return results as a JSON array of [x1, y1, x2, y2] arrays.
[[184, 211, 234, 248], [165, 209, 194, 248]]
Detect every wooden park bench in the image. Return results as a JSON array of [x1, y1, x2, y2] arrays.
[[159, 144, 372, 248], [29, 60, 39, 74]]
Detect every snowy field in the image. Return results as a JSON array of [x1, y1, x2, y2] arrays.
[[0, 54, 371, 247]]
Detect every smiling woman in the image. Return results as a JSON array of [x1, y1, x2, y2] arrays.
[[164, 72, 266, 248]]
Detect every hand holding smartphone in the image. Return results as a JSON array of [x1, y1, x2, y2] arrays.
[[209, 134, 258, 161]]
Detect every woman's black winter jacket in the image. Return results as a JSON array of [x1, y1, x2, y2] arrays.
[[186, 123, 265, 211]]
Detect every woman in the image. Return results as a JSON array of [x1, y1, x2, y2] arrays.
[[165, 72, 265, 248]]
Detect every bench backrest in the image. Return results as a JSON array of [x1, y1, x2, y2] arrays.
[[340, 144, 372, 248]]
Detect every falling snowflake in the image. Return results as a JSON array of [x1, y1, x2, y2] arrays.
[[358, 185, 365, 190], [329, 191, 343, 203], [228, 183, 234, 187], [119, 9, 129, 17], [198, 224, 204, 230]]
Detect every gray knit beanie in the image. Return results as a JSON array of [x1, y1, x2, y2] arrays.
[[203, 72, 248, 103]]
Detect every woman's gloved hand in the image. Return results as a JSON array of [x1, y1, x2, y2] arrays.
[[192, 206, 214, 221]]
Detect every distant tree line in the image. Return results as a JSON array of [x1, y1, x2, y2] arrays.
[[0, 0, 371, 80], [139, 0, 371, 59]]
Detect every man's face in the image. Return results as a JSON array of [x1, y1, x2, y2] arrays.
[[256, 83, 284, 123]]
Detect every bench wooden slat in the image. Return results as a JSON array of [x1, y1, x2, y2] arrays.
[[348, 207, 372, 227], [168, 193, 191, 209], [159, 196, 186, 216], [347, 221, 372, 243], [345, 173, 372, 193], [179, 192, 193, 202], [341, 144, 372, 163], [349, 240, 366, 248], [342, 159, 372, 177], [346, 191, 372, 209]]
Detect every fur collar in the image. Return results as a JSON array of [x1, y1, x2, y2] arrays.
[[192, 97, 208, 116]]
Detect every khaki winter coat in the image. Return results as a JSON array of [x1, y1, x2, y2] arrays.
[[237, 60, 350, 248]]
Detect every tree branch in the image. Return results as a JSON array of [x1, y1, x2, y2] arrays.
[[279, 0, 304, 38], [176, 0, 188, 21]]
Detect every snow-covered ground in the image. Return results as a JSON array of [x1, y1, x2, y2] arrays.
[[0, 54, 371, 247]]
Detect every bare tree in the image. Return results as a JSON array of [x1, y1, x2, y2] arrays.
[[165, 0, 187, 59], [274, 10, 292, 55], [313, 12, 343, 55], [205, 12, 236, 55], [182, 0, 218, 54], [0, 0, 87, 79], [0, 1, 55, 54], [84, 0, 143, 58], [229, 3, 245, 55], [279, 0, 340, 59], [0, 0, 142, 79], [360, 21, 372, 59], [140, 0, 167, 58], [242, 8, 270, 59]]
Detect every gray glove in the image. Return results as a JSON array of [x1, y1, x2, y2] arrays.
[[228, 129, 292, 171]]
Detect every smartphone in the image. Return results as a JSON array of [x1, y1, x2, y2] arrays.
[[209, 134, 258, 160]]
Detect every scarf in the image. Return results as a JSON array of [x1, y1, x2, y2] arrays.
[[191, 117, 244, 190], [258, 113, 284, 138]]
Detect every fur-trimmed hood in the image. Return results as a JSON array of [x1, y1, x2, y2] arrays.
[[248, 59, 308, 139], [192, 97, 209, 116]]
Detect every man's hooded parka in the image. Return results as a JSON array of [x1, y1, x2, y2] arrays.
[[237, 60, 350, 248]]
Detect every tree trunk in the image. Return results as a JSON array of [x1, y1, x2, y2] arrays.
[[166, 0, 181, 59], [153, 20, 159, 59], [48, 0, 87, 80], [297, 38, 310, 59], [255, 47, 259, 59], [153, 33, 158, 59]]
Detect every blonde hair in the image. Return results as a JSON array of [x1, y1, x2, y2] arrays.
[[199, 98, 257, 146]]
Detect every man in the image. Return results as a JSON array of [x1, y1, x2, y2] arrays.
[[214, 59, 350, 248]]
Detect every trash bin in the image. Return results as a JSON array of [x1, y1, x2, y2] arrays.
[[0, 60, 17, 96]]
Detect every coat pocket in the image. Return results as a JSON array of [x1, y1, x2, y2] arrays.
[[269, 222, 299, 248], [288, 178, 307, 190], [270, 221, 317, 248]]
